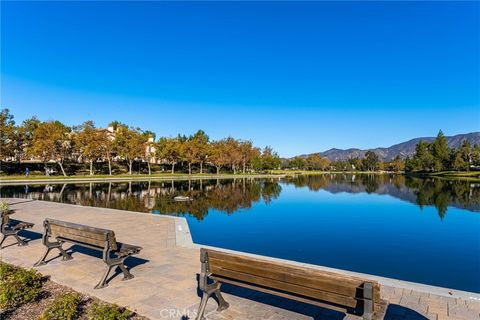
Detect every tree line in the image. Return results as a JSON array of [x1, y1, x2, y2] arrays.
[[405, 131, 480, 172], [283, 151, 406, 172], [0, 109, 281, 176]]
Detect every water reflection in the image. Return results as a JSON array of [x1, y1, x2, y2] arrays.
[[1, 174, 478, 219]]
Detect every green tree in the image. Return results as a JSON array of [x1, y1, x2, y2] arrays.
[[414, 140, 434, 171], [0, 108, 16, 162], [16, 116, 41, 162], [260, 146, 281, 171], [431, 130, 450, 171], [362, 151, 379, 171], [391, 155, 405, 172], [471, 144, 480, 166], [29, 121, 71, 176], [289, 156, 306, 170]]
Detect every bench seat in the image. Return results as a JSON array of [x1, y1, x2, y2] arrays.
[[34, 218, 143, 289], [1, 211, 34, 248], [196, 248, 388, 320]]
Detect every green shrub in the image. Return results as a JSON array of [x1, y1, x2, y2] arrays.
[[87, 302, 132, 320], [0, 262, 43, 310], [40, 293, 81, 320]]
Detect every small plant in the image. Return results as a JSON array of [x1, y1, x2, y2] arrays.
[[0, 262, 43, 310], [40, 293, 81, 320], [0, 201, 10, 212], [87, 302, 132, 320]]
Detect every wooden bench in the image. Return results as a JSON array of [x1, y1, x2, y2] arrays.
[[34, 219, 142, 289], [195, 248, 388, 320], [0, 209, 34, 248]]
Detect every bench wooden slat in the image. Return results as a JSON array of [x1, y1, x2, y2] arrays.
[[48, 219, 117, 251], [210, 256, 360, 298], [210, 275, 352, 313], [208, 250, 381, 304], [210, 264, 358, 308]]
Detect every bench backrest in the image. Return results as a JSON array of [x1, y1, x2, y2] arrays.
[[45, 219, 118, 251], [202, 249, 381, 311]]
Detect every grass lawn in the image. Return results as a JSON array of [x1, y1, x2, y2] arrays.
[[0, 172, 283, 181]]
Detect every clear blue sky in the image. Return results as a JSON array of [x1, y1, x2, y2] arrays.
[[1, 1, 479, 157]]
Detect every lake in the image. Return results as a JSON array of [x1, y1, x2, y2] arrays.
[[1, 174, 479, 293]]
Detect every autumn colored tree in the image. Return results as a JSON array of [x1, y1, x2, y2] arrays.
[[74, 121, 105, 175], [238, 140, 258, 173], [98, 129, 114, 175], [143, 131, 156, 175], [29, 121, 71, 176], [113, 126, 146, 174], [305, 153, 330, 170], [209, 140, 229, 174], [156, 137, 183, 174], [191, 130, 210, 174], [225, 137, 242, 174]]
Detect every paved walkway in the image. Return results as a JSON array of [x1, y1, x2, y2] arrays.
[[1, 199, 479, 320]]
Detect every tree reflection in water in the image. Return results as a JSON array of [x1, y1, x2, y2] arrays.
[[1, 174, 478, 219]]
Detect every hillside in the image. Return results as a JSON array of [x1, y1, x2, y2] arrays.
[[303, 132, 480, 161]]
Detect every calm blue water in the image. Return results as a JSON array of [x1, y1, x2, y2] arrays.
[[2, 175, 479, 292], [186, 184, 480, 293]]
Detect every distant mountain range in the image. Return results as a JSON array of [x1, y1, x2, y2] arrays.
[[297, 132, 480, 161]]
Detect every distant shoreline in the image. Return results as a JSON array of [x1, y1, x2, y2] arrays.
[[1, 170, 478, 185]]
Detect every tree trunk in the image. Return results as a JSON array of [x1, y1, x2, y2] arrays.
[[216, 166, 220, 175], [200, 162, 203, 174], [90, 160, 94, 175], [129, 160, 133, 174], [58, 161, 67, 176], [243, 158, 246, 174], [232, 164, 236, 175], [188, 162, 192, 174], [147, 161, 151, 175], [171, 162, 175, 174], [107, 158, 112, 175]]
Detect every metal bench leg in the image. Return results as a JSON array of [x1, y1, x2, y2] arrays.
[[95, 264, 114, 289], [34, 247, 52, 266], [118, 262, 134, 280], [195, 291, 211, 320], [215, 283, 229, 311], [13, 233, 27, 246], [363, 282, 374, 320], [57, 245, 73, 261], [0, 234, 7, 248]]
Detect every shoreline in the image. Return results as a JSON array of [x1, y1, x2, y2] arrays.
[[1, 170, 478, 185]]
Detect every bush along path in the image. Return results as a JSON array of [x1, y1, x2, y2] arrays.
[[0, 262, 147, 320]]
